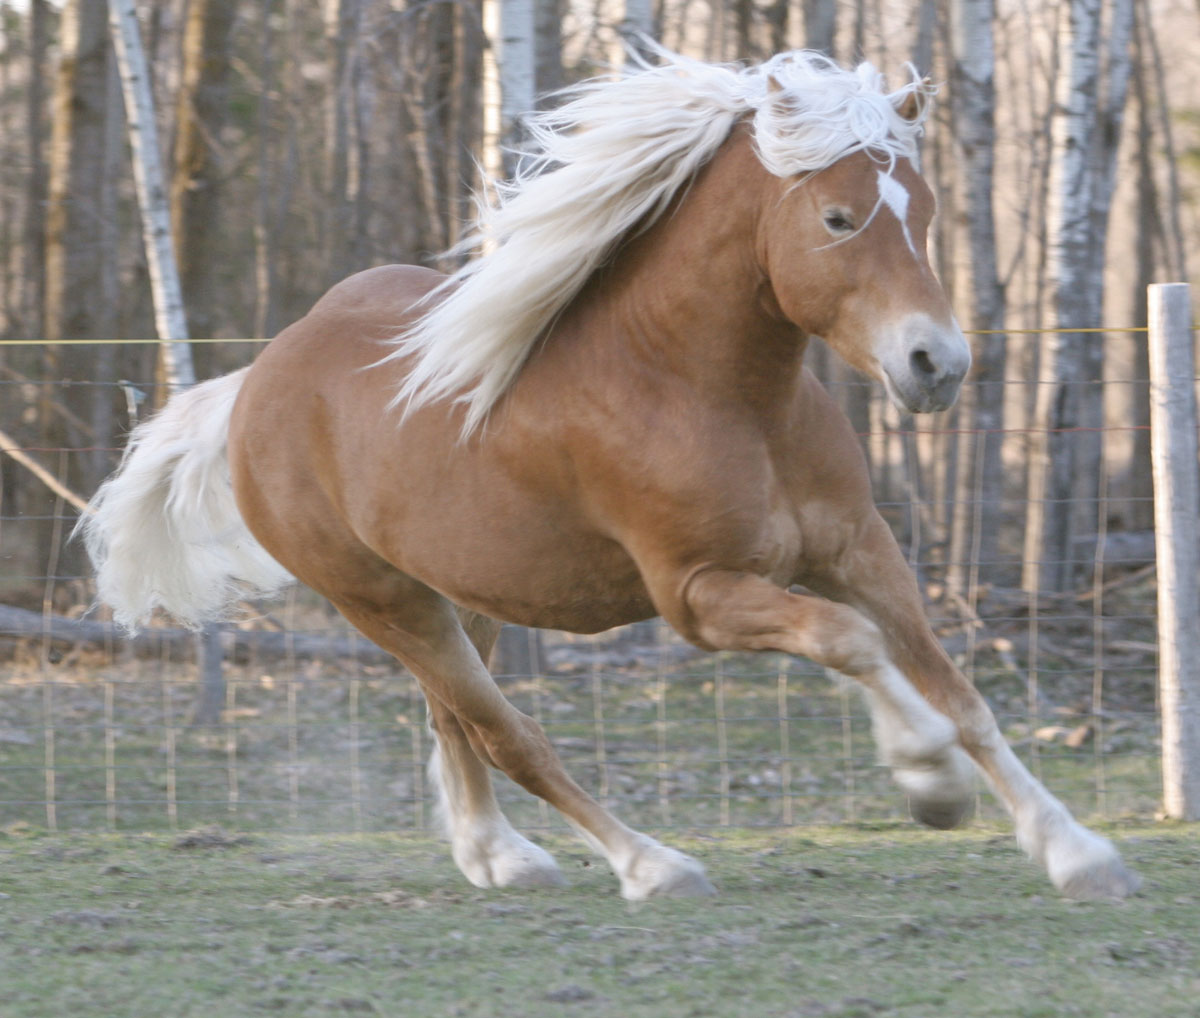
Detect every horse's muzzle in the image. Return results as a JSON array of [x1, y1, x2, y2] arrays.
[[879, 315, 971, 413]]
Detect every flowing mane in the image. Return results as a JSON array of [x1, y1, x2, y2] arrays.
[[384, 45, 935, 435]]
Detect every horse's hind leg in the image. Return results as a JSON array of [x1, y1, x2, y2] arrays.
[[339, 590, 712, 900], [425, 609, 565, 889]]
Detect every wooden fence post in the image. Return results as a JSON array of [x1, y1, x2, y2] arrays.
[[1148, 282, 1200, 820]]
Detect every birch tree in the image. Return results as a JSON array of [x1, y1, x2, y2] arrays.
[[108, 0, 193, 382], [946, 0, 1007, 597], [110, 0, 226, 716], [482, 0, 534, 182], [1023, 0, 1134, 592], [482, 0, 540, 675]]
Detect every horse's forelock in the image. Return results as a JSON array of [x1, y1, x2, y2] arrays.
[[748, 53, 934, 178]]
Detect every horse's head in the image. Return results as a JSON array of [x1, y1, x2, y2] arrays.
[[755, 85, 969, 413]]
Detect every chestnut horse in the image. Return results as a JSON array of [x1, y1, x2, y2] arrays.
[[81, 49, 1138, 900]]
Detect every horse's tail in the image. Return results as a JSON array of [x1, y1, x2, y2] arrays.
[[76, 367, 294, 632]]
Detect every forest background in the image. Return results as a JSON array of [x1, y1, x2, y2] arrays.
[[0, 0, 1197, 608]]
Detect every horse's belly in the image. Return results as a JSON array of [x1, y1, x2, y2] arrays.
[[396, 515, 659, 634]]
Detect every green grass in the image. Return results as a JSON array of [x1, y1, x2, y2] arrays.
[[1, 822, 1197, 1017]]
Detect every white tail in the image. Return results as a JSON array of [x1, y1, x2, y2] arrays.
[[76, 367, 294, 631]]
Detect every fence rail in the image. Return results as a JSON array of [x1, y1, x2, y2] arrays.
[[0, 304, 1196, 833]]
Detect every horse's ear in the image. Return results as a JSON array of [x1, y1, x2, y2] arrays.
[[896, 79, 932, 122], [766, 74, 786, 96]]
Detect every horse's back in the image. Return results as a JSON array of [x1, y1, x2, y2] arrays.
[[304, 263, 445, 322]]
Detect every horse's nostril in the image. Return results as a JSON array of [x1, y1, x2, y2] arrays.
[[910, 349, 937, 378]]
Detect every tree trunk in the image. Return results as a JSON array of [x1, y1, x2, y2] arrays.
[[763, 0, 789, 53], [946, 0, 1007, 598], [112, 0, 217, 717], [1138, 0, 1189, 281], [804, 0, 837, 55], [253, 0, 279, 339], [1124, 13, 1159, 531], [733, 0, 759, 59], [399, 2, 456, 259], [170, 0, 237, 348], [535, 0, 564, 96], [18, 0, 51, 340], [621, 0, 655, 57], [0, 1, 17, 331], [324, 0, 362, 284], [908, 0, 936, 75], [44, 0, 109, 347], [109, 0, 193, 371], [1024, 0, 1133, 593], [42, 0, 113, 535], [483, 0, 534, 182]]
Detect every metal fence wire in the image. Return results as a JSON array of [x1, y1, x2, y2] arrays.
[[0, 341, 1173, 834]]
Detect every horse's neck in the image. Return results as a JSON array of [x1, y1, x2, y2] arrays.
[[572, 130, 806, 413]]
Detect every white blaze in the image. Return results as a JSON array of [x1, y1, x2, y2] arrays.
[[876, 170, 917, 257]]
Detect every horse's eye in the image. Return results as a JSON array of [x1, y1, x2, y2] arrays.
[[823, 210, 855, 235]]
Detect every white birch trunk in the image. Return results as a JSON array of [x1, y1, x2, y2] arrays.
[[947, 0, 1006, 596], [108, 0, 194, 390], [1023, 0, 1132, 592], [483, 0, 535, 183]]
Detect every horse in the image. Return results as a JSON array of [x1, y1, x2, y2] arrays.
[[79, 47, 1138, 901]]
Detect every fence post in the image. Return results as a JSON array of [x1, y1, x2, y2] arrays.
[[1147, 282, 1200, 820]]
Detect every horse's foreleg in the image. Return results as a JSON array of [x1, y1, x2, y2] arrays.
[[683, 567, 975, 824], [807, 514, 1141, 900], [341, 599, 712, 900]]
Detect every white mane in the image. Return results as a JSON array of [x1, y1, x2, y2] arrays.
[[384, 45, 934, 435]]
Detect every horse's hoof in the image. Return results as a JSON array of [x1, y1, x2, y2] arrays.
[[650, 864, 717, 898], [454, 828, 567, 890], [1041, 823, 1141, 901], [619, 840, 715, 900], [909, 793, 974, 830], [495, 853, 569, 890], [1058, 857, 1141, 901]]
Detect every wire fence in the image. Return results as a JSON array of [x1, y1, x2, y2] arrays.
[[0, 335, 1178, 835]]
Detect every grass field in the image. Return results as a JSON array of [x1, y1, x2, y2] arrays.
[[2, 820, 1197, 1018]]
